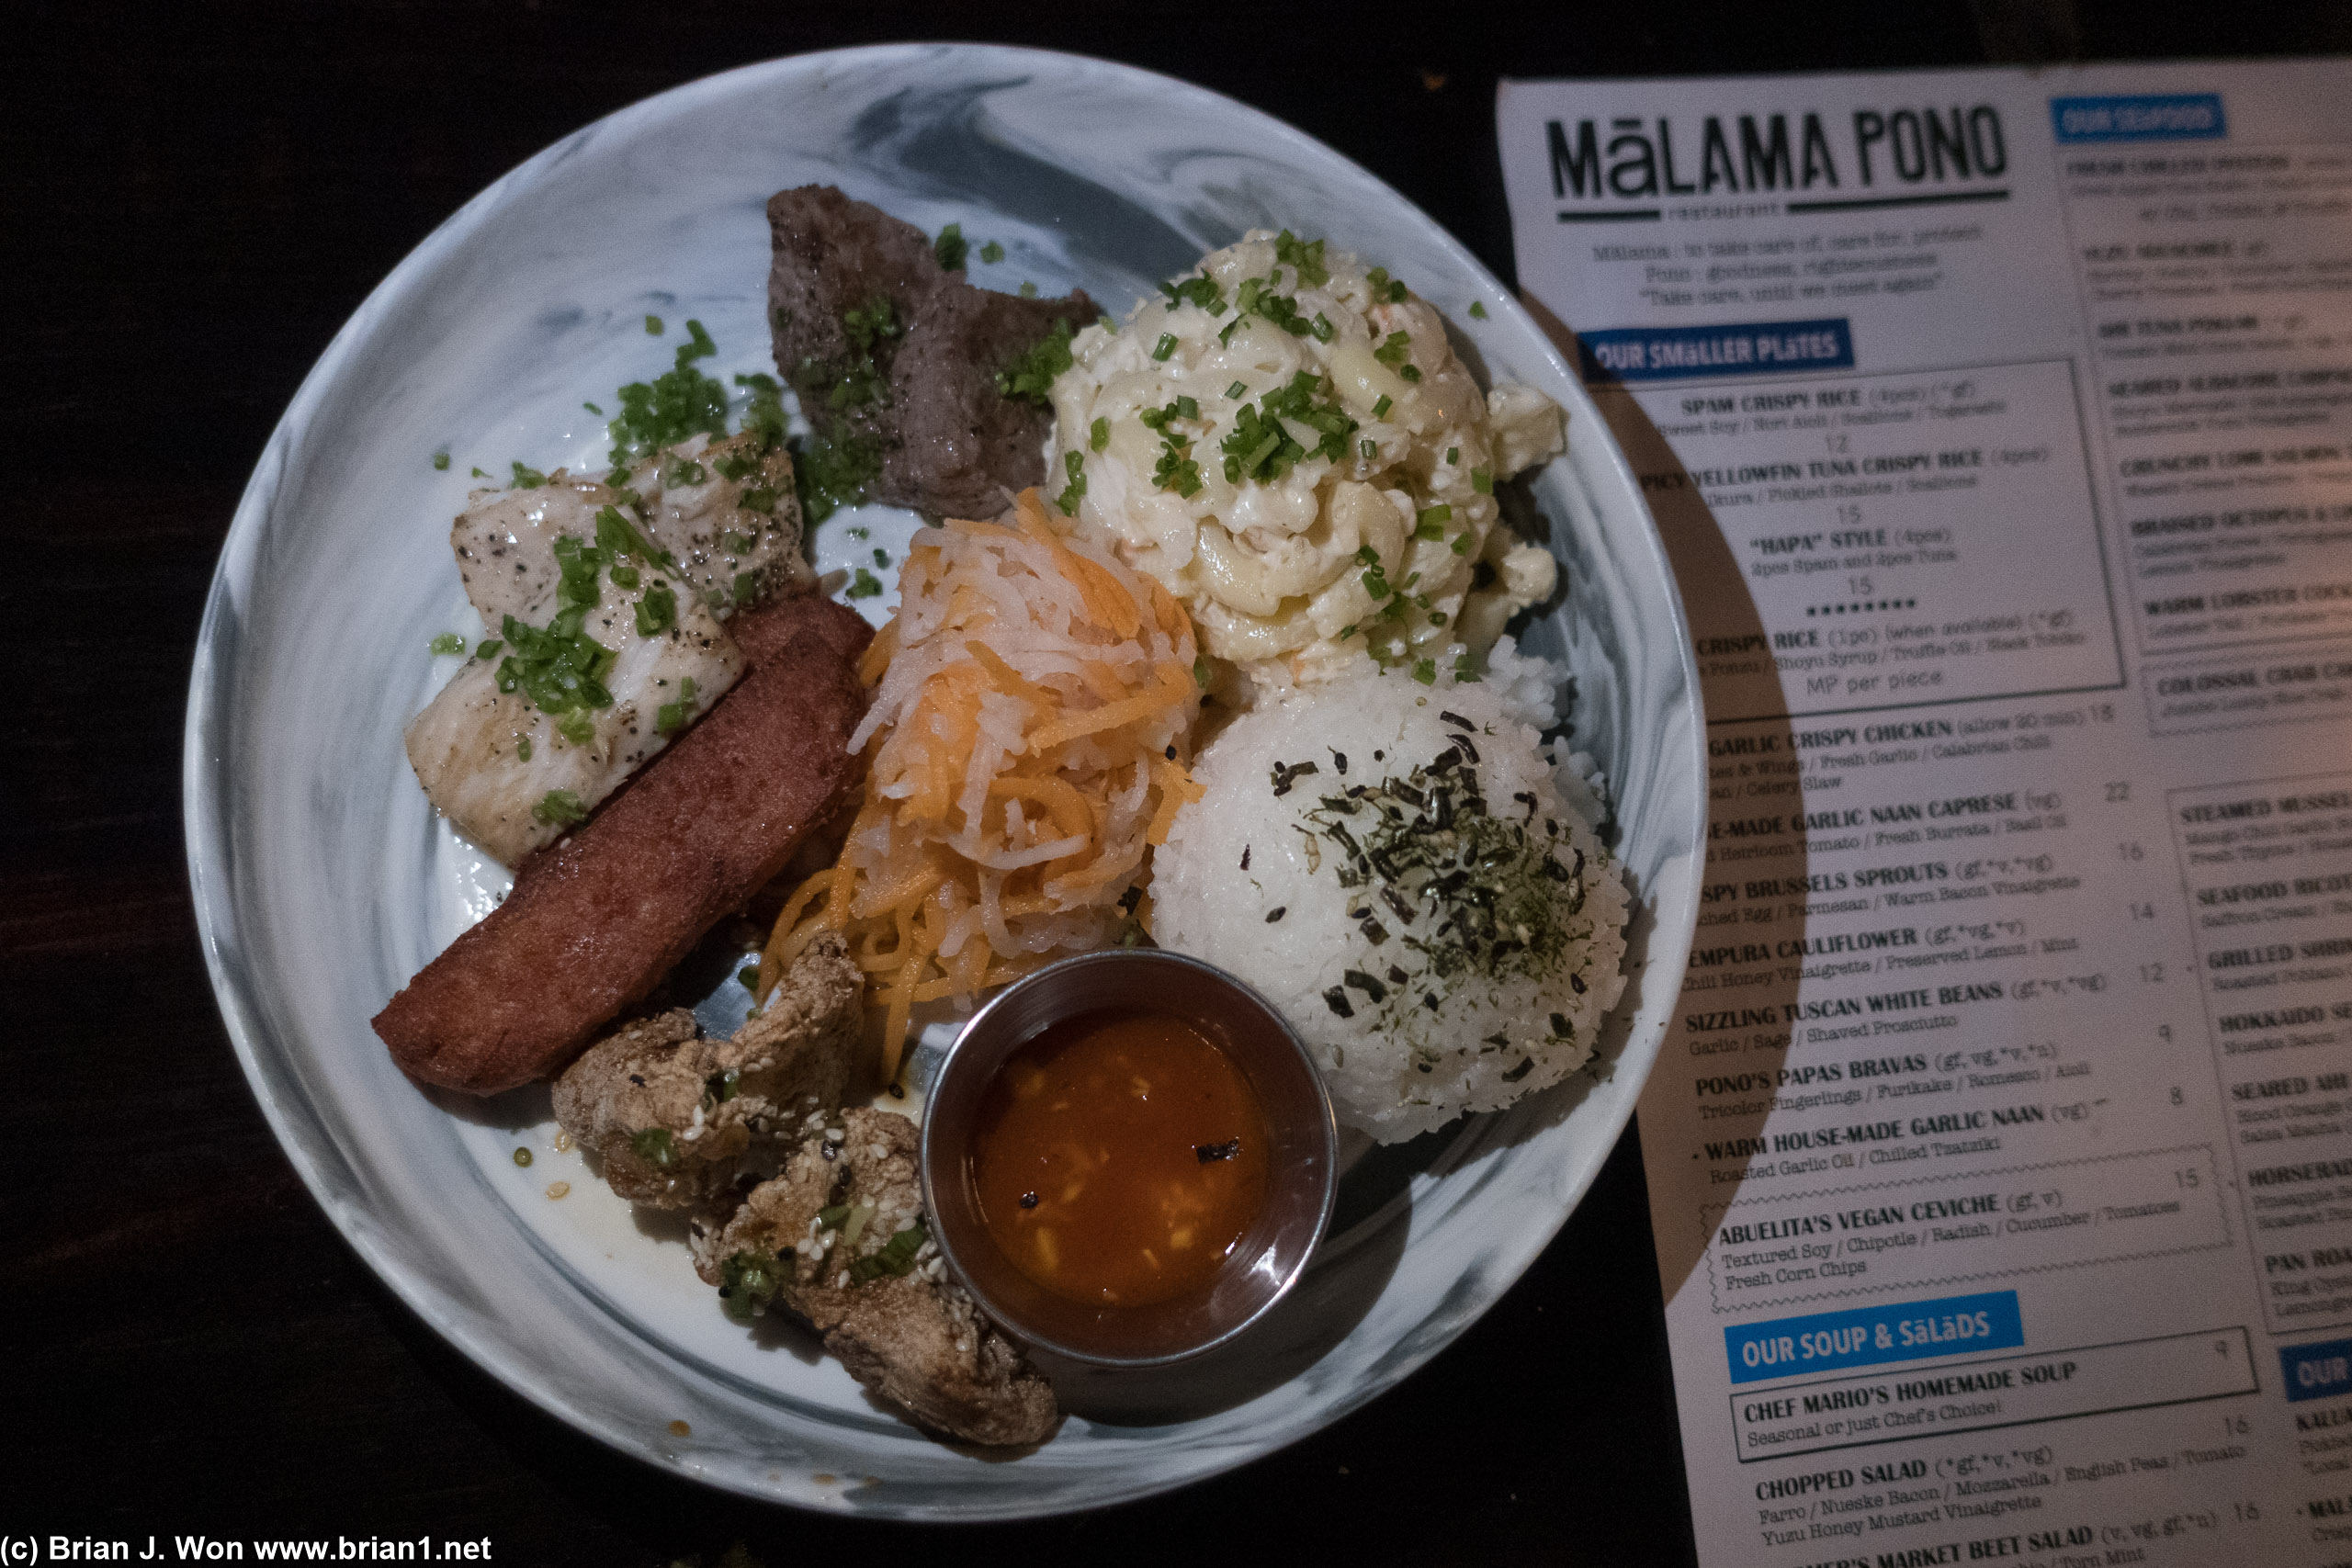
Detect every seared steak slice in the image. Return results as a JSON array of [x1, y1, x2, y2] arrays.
[[765, 185, 1097, 520]]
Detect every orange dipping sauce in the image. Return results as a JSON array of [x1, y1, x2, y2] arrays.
[[968, 1010, 1272, 1308]]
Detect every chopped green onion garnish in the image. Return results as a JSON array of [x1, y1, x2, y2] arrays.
[[628, 1127, 677, 1167], [847, 567, 884, 599], [1468, 301, 1488, 319], [1372, 394, 1393, 419], [655, 676, 699, 737], [471, 467, 490, 478], [583, 401, 603, 415], [1310, 313, 1334, 343], [1226, 380, 1248, 400], [849, 1223, 930, 1284], [718, 1249, 786, 1322], [1274, 231, 1330, 288], [534, 788, 588, 827], [514, 736, 531, 761], [1399, 365, 1422, 382], [1410, 658, 1437, 685], [1090, 415, 1109, 451], [510, 460, 548, 489], [644, 314, 663, 334], [1193, 656, 1212, 688], [475, 639, 502, 660], [428, 632, 465, 655], [1057, 449, 1088, 515], [1019, 280, 1039, 299], [1472, 466, 1493, 495], [432, 451, 450, 470], [1159, 275, 1228, 315], [1451, 533, 1475, 555], [997, 318, 1075, 406], [1446, 447, 1459, 465], [1151, 333, 1178, 362], [634, 582, 678, 636], [933, 221, 967, 271], [1360, 438, 1377, 459], [873, 547, 889, 567], [1430, 610, 1449, 626], [1418, 504, 1453, 527], [979, 240, 1005, 264]]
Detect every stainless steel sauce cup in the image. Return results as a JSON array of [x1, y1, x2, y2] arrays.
[[919, 949, 1338, 1368]]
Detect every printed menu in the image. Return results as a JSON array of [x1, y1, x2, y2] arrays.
[[1498, 59, 2352, 1567]]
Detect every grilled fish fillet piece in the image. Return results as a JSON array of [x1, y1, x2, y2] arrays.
[[623, 432, 812, 615], [402, 564, 741, 867], [707, 1108, 1061, 1448], [374, 593, 872, 1094], [550, 936, 862, 1209], [455, 438, 808, 633]]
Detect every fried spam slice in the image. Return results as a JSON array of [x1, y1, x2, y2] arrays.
[[373, 593, 873, 1094], [549, 935, 863, 1208], [709, 1108, 1060, 1448]]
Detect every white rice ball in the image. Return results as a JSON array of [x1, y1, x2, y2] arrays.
[[1151, 643, 1629, 1143]]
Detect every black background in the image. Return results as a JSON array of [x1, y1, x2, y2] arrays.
[[9, 4, 2345, 1563]]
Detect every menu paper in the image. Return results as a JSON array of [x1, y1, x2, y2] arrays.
[[1498, 60, 2352, 1567]]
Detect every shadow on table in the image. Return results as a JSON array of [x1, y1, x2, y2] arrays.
[[1520, 291, 1807, 1311]]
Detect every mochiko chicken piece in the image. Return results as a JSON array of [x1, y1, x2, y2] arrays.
[[705, 1108, 1060, 1448], [549, 935, 863, 1208]]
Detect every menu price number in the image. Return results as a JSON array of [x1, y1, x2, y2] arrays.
[[2013, 972, 2109, 999], [1936, 1443, 2055, 1480]]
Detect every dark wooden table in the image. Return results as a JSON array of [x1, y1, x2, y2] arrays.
[[11, 4, 2343, 1562]]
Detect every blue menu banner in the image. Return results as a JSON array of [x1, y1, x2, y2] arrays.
[[1725, 1291, 2026, 1384], [1577, 318, 1853, 384], [2283, 1339, 2352, 1404], [2051, 94, 2227, 143]]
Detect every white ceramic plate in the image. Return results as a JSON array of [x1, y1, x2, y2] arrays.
[[184, 44, 1705, 1518]]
